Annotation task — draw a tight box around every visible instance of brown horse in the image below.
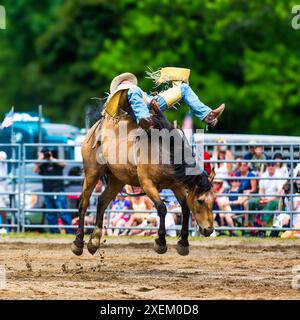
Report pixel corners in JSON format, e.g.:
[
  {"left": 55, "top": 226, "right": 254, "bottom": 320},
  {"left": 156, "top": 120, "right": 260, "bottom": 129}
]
[{"left": 71, "top": 103, "right": 215, "bottom": 256}]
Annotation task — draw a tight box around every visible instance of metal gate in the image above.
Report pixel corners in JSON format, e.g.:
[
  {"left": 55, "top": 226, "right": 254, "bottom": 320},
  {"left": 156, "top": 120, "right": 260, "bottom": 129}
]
[{"left": 0, "top": 142, "right": 300, "bottom": 235}]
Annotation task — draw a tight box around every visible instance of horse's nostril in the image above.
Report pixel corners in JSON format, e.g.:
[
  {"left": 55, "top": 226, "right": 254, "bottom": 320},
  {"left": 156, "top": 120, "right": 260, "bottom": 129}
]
[{"left": 199, "top": 226, "right": 213, "bottom": 237}]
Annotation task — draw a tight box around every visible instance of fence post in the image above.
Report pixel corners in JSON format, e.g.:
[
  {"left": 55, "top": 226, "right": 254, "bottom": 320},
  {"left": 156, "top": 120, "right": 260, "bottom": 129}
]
[
  {"left": 17, "top": 145, "right": 21, "bottom": 232},
  {"left": 11, "top": 145, "right": 17, "bottom": 232},
  {"left": 21, "top": 144, "right": 26, "bottom": 232},
  {"left": 290, "top": 144, "right": 294, "bottom": 230}
]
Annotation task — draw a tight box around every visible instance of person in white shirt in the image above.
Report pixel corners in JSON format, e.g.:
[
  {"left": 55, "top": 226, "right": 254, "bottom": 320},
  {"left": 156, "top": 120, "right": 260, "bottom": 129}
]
[
  {"left": 273, "top": 153, "right": 289, "bottom": 188},
  {"left": 248, "top": 163, "right": 282, "bottom": 230},
  {"left": 273, "top": 175, "right": 300, "bottom": 238},
  {"left": 294, "top": 164, "right": 300, "bottom": 177}
]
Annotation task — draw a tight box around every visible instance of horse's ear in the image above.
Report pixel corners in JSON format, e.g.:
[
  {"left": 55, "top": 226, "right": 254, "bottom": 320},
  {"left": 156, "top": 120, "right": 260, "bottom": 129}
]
[{"left": 209, "top": 168, "right": 216, "bottom": 183}]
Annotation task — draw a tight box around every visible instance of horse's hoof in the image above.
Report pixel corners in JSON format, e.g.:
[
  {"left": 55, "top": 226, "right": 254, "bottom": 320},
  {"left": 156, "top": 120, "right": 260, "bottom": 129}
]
[
  {"left": 176, "top": 242, "right": 189, "bottom": 256},
  {"left": 154, "top": 239, "right": 167, "bottom": 254},
  {"left": 71, "top": 241, "right": 83, "bottom": 256},
  {"left": 87, "top": 241, "right": 98, "bottom": 255}
]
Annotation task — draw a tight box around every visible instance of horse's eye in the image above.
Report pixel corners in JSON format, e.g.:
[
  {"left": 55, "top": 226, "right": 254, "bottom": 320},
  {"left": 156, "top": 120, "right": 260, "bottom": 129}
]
[{"left": 197, "top": 199, "right": 205, "bottom": 205}]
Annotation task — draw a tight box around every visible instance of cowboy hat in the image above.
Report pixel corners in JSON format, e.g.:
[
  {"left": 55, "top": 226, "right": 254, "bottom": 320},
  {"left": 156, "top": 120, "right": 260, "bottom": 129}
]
[{"left": 110, "top": 72, "right": 138, "bottom": 95}]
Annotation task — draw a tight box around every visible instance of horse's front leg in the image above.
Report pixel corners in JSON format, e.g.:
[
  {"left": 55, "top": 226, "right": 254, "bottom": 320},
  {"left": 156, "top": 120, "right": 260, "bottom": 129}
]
[
  {"left": 153, "top": 200, "right": 168, "bottom": 254},
  {"left": 177, "top": 199, "right": 190, "bottom": 256},
  {"left": 173, "top": 188, "right": 190, "bottom": 256},
  {"left": 140, "top": 178, "right": 168, "bottom": 254}
]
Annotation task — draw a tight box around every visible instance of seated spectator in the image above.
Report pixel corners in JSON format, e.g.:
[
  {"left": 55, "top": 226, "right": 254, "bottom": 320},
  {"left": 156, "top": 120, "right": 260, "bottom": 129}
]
[
  {"left": 272, "top": 176, "right": 300, "bottom": 238},
  {"left": 236, "top": 161, "right": 257, "bottom": 227},
  {"left": 160, "top": 189, "right": 179, "bottom": 210},
  {"left": 250, "top": 146, "right": 267, "bottom": 176},
  {"left": 293, "top": 153, "right": 300, "bottom": 177},
  {"left": 273, "top": 153, "right": 289, "bottom": 189},
  {"left": 244, "top": 141, "right": 256, "bottom": 160},
  {"left": 204, "top": 150, "right": 212, "bottom": 175},
  {"left": 237, "top": 162, "right": 257, "bottom": 193},
  {"left": 212, "top": 138, "right": 234, "bottom": 191},
  {"left": 123, "top": 195, "right": 153, "bottom": 235},
  {"left": 228, "top": 173, "right": 246, "bottom": 212},
  {"left": 142, "top": 211, "right": 177, "bottom": 237},
  {"left": 292, "top": 151, "right": 300, "bottom": 177},
  {"left": 107, "top": 195, "right": 131, "bottom": 236},
  {"left": 212, "top": 177, "right": 236, "bottom": 236},
  {"left": 248, "top": 162, "right": 282, "bottom": 235},
  {"left": 234, "top": 155, "right": 244, "bottom": 173}
]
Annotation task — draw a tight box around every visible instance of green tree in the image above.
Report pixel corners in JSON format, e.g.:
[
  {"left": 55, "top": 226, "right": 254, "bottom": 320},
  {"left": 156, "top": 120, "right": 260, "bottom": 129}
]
[{"left": 1, "top": 0, "right": 300, "bottom": 135}]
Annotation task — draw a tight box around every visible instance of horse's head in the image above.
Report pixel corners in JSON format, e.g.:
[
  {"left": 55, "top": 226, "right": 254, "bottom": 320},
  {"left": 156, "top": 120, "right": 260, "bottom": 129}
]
[{"left": 186, "top": 170, "right": 216, "bottom": 237}]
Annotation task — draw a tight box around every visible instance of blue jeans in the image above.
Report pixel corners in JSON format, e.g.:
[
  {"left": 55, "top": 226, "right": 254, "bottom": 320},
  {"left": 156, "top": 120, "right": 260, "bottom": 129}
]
[
  {"left": 127, "top": 83, "right": 212, "bottom": 123},
  {"left": 44, "top": 195, "right": 74, "bottom": 234}
]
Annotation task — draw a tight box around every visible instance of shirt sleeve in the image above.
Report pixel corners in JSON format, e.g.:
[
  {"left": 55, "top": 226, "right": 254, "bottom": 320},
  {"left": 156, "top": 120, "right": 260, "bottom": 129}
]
[
  {"left": 124, "top": 200, "right": 131, "bottom": 209},
  {"left": 128, "top": 87, "right": 148, "bottom": 108},
  {"left": 127, "top": 86, "right": 151, "bottom": 120}
]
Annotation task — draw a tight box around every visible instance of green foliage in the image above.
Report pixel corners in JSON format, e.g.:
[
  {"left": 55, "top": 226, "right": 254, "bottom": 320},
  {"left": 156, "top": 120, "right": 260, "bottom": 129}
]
[{"left": 0, "top": 0, "right": 300, "bottom": 134}]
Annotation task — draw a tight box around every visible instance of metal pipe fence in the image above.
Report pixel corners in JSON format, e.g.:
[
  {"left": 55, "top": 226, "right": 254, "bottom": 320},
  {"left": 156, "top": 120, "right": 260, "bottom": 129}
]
[
  {"left": 0, "top": 142, "right": 300, "bottom": 235},
  {"left": 0, "top": 143, "right": 21, "bottom": 231}
]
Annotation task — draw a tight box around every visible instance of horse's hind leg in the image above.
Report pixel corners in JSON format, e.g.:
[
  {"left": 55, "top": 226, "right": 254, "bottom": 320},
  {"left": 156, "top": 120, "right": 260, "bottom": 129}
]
[
  {"left": 87, "top": 176, "right": 124, "bottom": 255},
  {"left": 71, "top": 169, "right": 102, "bottom": 256}
]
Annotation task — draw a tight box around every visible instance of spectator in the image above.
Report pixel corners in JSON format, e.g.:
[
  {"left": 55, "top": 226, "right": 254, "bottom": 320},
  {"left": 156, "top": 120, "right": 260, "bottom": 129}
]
[
  {"left": 237, "top": 161, "right": 257, "bottom": 228},
  {"left": 0, "top": 151, "right": 8, "bottom": 234},
  {"left": 123, "top": 195, "right": 153, "bottom": 235},
  {"left": 237, "top": 162, "right": 257, "bottom": 194},
  {"left": 143, "top": 211, "right": 177, "bottom": 237},
  {"left": 248, "top": 162, "right": 282, "bottom": 235},
  {"left": 228, "top": 173, "right": 246, "bottom": 229},
  {"left": 272, "top": 176, "right": 300, "bottom": 238},
  {"left": 108, "top": 195, "right": 131, "bottom": 236},
  {"left": 160, "top": 189, "right": 178, "bottom": 208},
  {"left": 233, "top": 155, "right": 244, "bottom": 173},
  {"left": 293, "top": 153, "right": 300, "bottom": 177},
  {"left": 34, "top": 148, "right": 73, "bottom": 234},
  {"left": 212, "top": 138, "right": 234, "bottom": 191},
  {"left": 273, "top": 153, "right": 289, "bottom": 188},
  {"left": 251, "top": 146, "right": 267, "bottom": 176},
  {"left": 244, "top": 140, "right": 256, "bottom": 160},
  {"left": 204, "top": 150, "right": 212, "bottom": 175},
  {"left": 212, "top": 177, "right": 236, "bottom": 236},
  {"left": 291, "top": 152, "right": 300, "bottom": 177}
]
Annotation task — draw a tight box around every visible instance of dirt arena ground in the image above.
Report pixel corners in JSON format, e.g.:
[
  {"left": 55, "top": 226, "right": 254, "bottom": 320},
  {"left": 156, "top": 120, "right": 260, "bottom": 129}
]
[{"left": 0, "top": 235, "right": 300, "bottom": 300}]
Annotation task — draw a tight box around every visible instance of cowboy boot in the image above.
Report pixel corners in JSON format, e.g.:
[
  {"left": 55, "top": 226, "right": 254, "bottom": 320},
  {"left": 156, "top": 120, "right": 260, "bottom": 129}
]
[{"left": 204, "top": 104, "right": 225, "bottom": 127}]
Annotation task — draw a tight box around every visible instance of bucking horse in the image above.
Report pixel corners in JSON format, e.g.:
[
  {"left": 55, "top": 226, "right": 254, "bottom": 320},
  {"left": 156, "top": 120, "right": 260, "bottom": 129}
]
[{"left": 71, "top": 102, "right": 216, "bottom": 256}]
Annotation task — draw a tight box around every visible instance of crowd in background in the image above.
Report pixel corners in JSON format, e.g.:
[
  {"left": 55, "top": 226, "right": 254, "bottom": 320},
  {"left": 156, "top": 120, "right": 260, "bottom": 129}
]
[
  {"left": 209, "top": 139, "right": 300, "bottom": 238},
  {"left": 73, "top": 139, "right": 300, "bottom": 238},
  {"left": 1, "top": 139, "right": 300, "bottom": 238}
]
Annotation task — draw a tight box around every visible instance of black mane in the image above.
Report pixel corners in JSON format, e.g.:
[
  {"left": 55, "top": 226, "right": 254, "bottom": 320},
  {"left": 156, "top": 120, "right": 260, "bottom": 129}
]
[{"left": 150, "top": 103, "right": 212, "bottom": 194}]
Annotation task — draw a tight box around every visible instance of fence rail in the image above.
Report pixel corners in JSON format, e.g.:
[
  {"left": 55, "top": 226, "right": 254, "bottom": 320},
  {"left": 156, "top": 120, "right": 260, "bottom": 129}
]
[{"left": 0, "top": 141, "right": 300, "bottom": 236}]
